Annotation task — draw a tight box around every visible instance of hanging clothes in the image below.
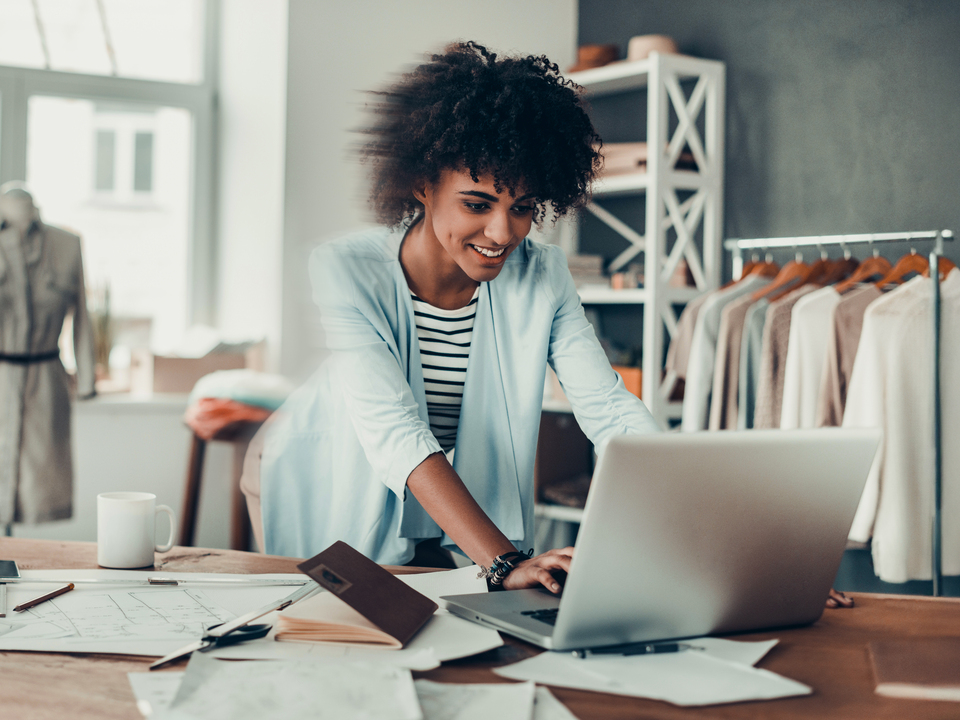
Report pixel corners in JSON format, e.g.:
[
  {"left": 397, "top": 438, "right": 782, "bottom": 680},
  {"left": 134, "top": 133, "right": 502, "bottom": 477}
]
[
  {"left": 779, "top": 286, "right": 841, "bottom": 429},
  {"left": 0, "top": 221, "right": 95, "bottom": 525},
  {"left": 680, "top": 274, "right": 771, "bottom": 432},
  {"left": 664, "top": 292, "right": 710, "bottom": 392},
  {"left": 708, "top": 292, "right": 760, "bottom": 430},
  {"left": 844, "top": 270, "right": 960, "bottom": 583},
  {"left": 737, "top": 298, "right": 770, "bottom": 429},
  {"left": 753, "top": 285, "right": 818, "bottom": 429},
  {"left": 815, "top": 284, "right": 882, "bottom": 427}
]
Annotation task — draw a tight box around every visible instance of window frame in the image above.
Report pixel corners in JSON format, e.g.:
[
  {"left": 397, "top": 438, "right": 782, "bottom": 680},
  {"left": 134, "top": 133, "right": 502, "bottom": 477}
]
[{"left": 0, "top": 0, "right": 220, "bottom": 326}]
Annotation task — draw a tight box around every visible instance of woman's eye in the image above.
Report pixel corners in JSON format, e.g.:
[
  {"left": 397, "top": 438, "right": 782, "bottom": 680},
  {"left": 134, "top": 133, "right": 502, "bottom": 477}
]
[
  {"left": 512, "top": 205, "right": 534, "bottom": 215},
  {"left": 464, "top": 202, "right": 489, "bottom": 212}
]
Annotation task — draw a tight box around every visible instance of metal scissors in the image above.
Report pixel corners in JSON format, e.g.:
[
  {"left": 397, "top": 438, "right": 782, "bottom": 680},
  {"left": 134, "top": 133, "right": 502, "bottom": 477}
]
[{"left": 150, "top": 581, "right": 318, "bottom": 670}]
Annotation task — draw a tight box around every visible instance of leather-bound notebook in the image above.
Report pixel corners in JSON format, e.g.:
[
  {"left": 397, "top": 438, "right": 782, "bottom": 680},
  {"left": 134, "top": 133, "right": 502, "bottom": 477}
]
[
  {"left": 869, "top": 639, "right": 960, "bottom": 701},
  {"left": 275, "top": 541, "right": 438, "bottom": 649}
]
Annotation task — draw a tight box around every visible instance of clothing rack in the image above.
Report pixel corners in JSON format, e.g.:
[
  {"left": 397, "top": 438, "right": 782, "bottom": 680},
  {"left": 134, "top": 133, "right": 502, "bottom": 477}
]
[{"left": 724, "top": 229, "right": 954, "bottom": 596}]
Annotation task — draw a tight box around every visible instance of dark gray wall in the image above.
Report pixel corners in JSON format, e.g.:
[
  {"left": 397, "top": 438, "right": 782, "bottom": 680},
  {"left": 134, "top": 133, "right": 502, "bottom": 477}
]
[{"left": 579, "top": 0, "right": 960, "bottom": 272}]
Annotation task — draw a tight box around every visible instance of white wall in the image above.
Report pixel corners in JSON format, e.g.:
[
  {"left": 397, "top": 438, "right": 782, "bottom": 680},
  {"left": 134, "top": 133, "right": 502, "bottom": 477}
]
[
  {"left": 12, "top": 397, "right": 234, "bottom": 551},
  {"left": 279, "top": 0, "right": 578, "bottom": 378},
  {"left": 216, "top": 0, "right": 289, "bottom": 372}
]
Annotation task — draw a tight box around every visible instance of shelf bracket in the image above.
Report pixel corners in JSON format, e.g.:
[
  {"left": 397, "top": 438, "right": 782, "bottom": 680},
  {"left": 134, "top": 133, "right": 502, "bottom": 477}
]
[
  {"left": 585, "top": 201, "right": 646, "bottom": 271},
  {"left": 665, "top": 72, "right": 709, "bottom": 172}
]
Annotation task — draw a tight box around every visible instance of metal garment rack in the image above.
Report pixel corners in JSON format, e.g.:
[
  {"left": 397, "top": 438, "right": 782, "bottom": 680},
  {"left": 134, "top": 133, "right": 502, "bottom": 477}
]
[{"left": 724, "top": 229, "right": 955, "bottom": 596}]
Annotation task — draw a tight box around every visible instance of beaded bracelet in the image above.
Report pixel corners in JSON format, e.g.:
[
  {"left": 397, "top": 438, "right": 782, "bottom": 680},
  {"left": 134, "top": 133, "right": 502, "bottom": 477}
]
[{"left": 477, "top": 549, "right": 533, "bottom": 588}]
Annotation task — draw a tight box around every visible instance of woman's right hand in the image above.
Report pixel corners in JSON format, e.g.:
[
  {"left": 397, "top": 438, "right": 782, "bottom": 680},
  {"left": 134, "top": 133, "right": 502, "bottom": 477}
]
[{"left": 499, "top": 547, "right": 575, "bottom": 594}]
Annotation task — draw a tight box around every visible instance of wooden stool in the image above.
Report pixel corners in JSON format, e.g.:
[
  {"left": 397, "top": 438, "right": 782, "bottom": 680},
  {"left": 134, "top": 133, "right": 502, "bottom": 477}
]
[{"left": 180, "top": 420, "right": 264, "bottom": 551}]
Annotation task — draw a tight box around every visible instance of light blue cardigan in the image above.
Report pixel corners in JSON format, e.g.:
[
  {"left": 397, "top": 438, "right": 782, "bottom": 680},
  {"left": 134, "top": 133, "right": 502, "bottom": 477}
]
[{"left": 260, "top": 225, "right": 660, "bottom": 564}]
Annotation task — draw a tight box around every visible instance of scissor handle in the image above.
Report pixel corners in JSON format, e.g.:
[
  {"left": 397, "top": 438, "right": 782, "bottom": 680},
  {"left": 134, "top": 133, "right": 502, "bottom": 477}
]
[{"left": 208, "top": 623, "right": 271, "bottom": 648}]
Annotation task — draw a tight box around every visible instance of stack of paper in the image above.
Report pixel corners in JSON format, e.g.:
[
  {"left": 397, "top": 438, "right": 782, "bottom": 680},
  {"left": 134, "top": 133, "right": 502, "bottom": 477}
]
[
  {"left": 131, "top": 664, "right": 578, "bottom": 720},
  {"left": 494, "top": 638, "right": 811, "bottom": 707}
]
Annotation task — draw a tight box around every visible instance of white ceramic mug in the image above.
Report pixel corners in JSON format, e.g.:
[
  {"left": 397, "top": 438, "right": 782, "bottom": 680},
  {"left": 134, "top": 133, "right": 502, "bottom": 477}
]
[{"left": 97, "top": 492, "right": 177, "bottom": 569}]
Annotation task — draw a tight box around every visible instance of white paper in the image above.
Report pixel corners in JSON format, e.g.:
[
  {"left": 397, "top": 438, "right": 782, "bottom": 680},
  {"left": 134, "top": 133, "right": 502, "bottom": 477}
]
[
  {"left": 494, "top": 639, "right": 811, "bottom": 707},
  {"left": 0, "top": 569, "right": 304, "bottom": 656},
  {"left": 399, "top": 566, "right": 487, "bottom": 608},
  {"left": 131, "top": 671, "right": 579, "bottom": 720},
  {"left": 128, "top": 672, "right": 184, "bottom": 718},
  {"left": 415, "top": 680, "right": 534, "bottom": 720},
  {"left": 682, "top": 637, "right": 779, "bottom": 666},
  {"left": 156, "top": 655, "right": 422, "bottom": 720},
  {"left": 533, "top": 687, "right": 580, "bottom": 720}
]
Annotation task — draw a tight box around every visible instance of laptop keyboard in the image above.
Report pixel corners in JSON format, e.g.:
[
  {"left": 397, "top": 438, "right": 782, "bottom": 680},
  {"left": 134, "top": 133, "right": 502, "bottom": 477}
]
[{"left": 521, "top": 608, "right": 559, "bottom": 625}]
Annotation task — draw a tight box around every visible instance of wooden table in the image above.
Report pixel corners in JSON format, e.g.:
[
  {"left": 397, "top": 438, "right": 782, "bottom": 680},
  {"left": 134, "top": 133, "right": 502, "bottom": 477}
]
[{"left": 2, "top": 538, "right": 959, "bottom": 720}]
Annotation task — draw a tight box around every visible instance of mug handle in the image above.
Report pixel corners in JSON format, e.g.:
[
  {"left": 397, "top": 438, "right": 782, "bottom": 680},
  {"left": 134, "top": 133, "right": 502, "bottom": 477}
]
[{"left": 155, "top": 505, "right": 177, "bottom": 553}]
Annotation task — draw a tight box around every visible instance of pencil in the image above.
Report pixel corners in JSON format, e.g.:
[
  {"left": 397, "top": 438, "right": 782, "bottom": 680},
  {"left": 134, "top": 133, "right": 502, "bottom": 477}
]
[{"left": 14, "top": 583, "right": 75, "bottom": 612}]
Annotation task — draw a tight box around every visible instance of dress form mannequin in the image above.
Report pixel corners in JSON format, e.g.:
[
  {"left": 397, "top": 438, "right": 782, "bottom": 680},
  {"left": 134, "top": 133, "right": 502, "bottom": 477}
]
[{"left": 0, "top": 182, "right": 95, "bottom": 535}]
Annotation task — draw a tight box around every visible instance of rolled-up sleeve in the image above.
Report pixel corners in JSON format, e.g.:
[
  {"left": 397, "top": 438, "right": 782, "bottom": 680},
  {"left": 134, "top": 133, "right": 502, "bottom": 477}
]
[
  {"left": 310, "top": 245, "right": 441, "bottom": 500},
  {"left": 542, "top": 245, "right": 661, "bottom": 449}
]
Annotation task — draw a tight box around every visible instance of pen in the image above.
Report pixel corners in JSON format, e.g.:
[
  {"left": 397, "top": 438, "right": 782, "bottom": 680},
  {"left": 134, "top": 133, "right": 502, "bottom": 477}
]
[
  {"left": 14, "top": 583, "right": 75, "bottom": 612},
  {"left": 573, "top": 642, "right": 700, "bottom": 659},
  {"left": 0, "top": 583, "right": 5, "bottom": 618}
]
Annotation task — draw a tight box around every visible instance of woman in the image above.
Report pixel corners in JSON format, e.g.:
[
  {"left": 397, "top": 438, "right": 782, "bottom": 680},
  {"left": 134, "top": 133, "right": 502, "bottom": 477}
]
[
  {"left": 256, "top": 41, "right": 854, "bottom": 607},
  {"left": 253, "top": 41, "right": 656, "bottom": 592}
]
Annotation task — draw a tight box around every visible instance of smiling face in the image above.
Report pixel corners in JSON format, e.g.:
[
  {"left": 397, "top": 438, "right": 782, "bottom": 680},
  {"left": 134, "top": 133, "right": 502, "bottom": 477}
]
[{"left": 414, "top": 168, "right": 536, "bottom": 285}]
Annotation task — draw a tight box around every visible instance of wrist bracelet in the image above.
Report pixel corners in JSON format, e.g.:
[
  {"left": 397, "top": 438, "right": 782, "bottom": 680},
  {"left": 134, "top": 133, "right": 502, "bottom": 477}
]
[{"left": 477, "top": 549, "right": 533, "bottom": 588}]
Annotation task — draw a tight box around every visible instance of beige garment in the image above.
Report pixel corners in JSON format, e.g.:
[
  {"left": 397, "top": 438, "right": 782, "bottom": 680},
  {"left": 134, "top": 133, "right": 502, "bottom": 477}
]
[
  {"left": 815, "top": 284, "right": 882, "bottom": 427},
  {"left": 664, "top": 292, "right": 710, "bottom": 381},
  {"left": 708, "top": 293, "right": 756, "bottom": 430},
  {"left": 753, "top": 285, "right": 817, "bottom": 429},
  {"left": 844, "top": 271, "right": 960, "bottom": 581},
  {"left": 0, "top": 222, "right": 95, "bottom": 525}
]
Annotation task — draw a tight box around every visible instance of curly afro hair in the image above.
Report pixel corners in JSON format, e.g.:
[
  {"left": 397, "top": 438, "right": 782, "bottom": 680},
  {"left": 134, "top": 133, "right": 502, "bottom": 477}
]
[{"left": 361, "top": 41, "right": 601, "bottom": 227}]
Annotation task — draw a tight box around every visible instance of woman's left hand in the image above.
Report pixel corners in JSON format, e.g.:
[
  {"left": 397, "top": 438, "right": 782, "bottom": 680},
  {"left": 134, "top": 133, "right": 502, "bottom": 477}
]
[
  {"left": 500, "top": 547, "right": 575, "bottom": 594},
  {"left": 826, "top": 588, "right": 853, "bottom": 608}
]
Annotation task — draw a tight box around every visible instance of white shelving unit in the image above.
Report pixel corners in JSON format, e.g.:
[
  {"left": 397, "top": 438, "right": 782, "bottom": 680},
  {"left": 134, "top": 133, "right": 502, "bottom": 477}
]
[
  {"left": 535, "top": 53, "right": 726, "bottom": 542},
  {"left": 557, "top": 52, "right": 726, "bottom": 428}
]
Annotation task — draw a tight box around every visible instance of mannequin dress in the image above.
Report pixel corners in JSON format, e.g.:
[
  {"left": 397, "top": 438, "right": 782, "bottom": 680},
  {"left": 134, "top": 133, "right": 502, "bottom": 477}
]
[{"left": 0, "top": 211, "right": 95, "bottom": 526}]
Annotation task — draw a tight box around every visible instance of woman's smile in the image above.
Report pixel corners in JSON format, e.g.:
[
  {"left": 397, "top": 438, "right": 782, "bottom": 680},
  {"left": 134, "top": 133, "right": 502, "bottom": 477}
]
[{"left": 405, "top": 168, "right": 535, "bottom": 298}]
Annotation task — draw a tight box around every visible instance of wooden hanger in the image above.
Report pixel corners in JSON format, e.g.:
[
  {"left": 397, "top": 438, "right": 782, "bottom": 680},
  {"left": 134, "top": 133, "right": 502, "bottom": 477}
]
[
  {"left": 876, "top": 250, "right": 928, "bottom": 290},
  {"left": 818, "top": 256, "right": 859, "bottom": 286},
  {"left": 924, "top": 256, "right": 957, "bottom": 280},
  {"left": 749, "top": 259, "right": 781, "bottom": 278},
  {"left": 834, "top": 254, "right": 892, "bottom": 294},
  {"left": 750, "top": 255, "right": 810, "bottom": 302}
]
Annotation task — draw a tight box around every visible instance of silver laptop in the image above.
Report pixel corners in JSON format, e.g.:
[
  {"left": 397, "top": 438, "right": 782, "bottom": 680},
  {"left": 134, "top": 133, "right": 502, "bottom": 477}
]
[{"left": 443, "top": 428, "right": 881, "bottom": 652}]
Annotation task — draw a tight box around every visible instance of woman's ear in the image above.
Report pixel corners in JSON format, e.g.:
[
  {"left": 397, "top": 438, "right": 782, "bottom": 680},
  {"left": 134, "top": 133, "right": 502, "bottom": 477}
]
[{"left": 412, "top": 183, "right": 428, "bottom": 205}]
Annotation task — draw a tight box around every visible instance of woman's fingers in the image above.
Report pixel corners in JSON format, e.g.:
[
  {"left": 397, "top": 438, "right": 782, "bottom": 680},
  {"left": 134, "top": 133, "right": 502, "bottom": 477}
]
[{"left": 534, "top": 567, "right": 562, "bottom": 593}]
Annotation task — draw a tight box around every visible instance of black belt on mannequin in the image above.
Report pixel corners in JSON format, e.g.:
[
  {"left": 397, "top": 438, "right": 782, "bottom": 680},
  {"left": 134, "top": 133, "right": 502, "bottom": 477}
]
[{"left": 0, "top": 350, "right": 61, "bottom": 364}]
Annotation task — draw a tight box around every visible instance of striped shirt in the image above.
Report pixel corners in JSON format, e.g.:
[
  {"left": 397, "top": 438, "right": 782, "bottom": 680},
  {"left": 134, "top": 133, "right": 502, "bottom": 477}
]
[{"left": 412, "top": 287, "right": 479, "bottom": 453}]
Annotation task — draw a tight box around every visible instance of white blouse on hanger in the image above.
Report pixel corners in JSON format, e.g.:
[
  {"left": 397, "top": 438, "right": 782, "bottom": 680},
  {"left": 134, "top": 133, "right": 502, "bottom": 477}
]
[
  {"left": 844, "top": 269, "right": 960, "bottom": 583},
  {"left": 779, "top": 286, "right": 841, "bottom": 430}
]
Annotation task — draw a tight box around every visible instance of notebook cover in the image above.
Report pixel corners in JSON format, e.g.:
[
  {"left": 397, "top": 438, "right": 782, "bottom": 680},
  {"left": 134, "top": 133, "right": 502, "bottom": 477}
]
[
  {"left": 298, "top": 541, "right": 438, "bottom": 647},
  {"left": 869, "top": 640, "right": 960, "bottom": 700}
]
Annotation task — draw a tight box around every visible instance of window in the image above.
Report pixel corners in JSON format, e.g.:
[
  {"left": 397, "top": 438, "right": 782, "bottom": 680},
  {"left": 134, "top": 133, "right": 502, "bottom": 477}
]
[
  {"left": 0, "top": 0, "right": 205, "bottom": 84},
  {"left": 28, "top": 96, "right": 193, "bottom": 351},
  {"left": 95, "top": 130, "right": 115, "bottom": 191},
  {"left": 133, "top": 132, "right": 153, "bottom": 193},
  {"left": 0, "top": 0, "right": 216, "bottom": 364}
]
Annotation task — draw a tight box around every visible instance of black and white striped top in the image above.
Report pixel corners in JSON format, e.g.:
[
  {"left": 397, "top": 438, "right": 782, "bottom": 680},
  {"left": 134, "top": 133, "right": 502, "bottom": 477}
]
[{"left": 412, "top": 288, "right": 479, "bottom": 453}]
